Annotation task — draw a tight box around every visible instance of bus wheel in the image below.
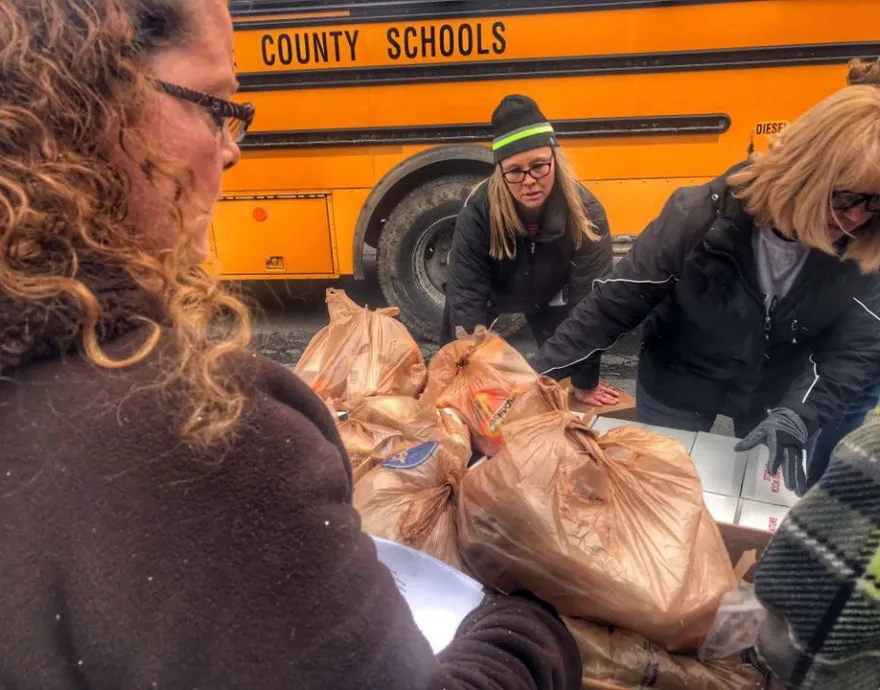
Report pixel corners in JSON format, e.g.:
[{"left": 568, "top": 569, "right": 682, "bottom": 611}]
[{"left": 377, "top": 175, "right": 526, "bottom": 342}]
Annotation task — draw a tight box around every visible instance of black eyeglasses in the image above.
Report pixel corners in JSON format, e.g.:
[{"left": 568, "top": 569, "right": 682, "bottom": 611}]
[
  {"left": 501, "top": 159, "right": 554, "bottom": 184},
  {"left": 156, "top": 80, "right": 255, "bottom": 144},
  {"left": 831, "top": 190, "right": 880, "bottom": 213}
]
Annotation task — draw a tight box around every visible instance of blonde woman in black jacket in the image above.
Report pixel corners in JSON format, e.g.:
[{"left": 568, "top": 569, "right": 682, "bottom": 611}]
[
  {"left": 534, "top": 85, "right": 880, "bottom": 494},
  {"left": 443, "top": 94, "right": 618, "bottom": 406}
]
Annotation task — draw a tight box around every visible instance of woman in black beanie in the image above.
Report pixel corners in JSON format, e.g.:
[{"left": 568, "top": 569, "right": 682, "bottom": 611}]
[{"left": 442, "top": 94, "right": 618, "bottom": 406}]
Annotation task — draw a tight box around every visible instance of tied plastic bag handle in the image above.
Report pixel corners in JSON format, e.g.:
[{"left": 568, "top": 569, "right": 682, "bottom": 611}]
[
  {"left": 399, "top": 482, "right": 454, "bottom": 549},
  {"left": 532, "top": 376, "right": 570, "bottom": 413},
  {"left": 398, "top": 462, "right": 466, "bottom": 550},
  {"left": 326, "top": 287, "right": 400, "bottom": 320},
  {"left": 558, "top": 422, "right": 610, "bottom": 505}
]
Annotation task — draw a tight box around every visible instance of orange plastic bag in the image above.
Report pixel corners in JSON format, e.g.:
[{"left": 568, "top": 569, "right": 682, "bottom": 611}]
[
  {"left": 503, "top": 375, "right": 574, "bottom": 425},
  {"left": 352, "top": 404, "right": 471, "bottom": 569},
  {"left": 335, "top": 396, "right": 451, "bottom": 482},
  {"left": 336, "top": 414, "right": 403, "bottom": 483},
  {"left": 422, "top": 327, "right": 539, "bottom": 456},
  {"left": 295, "top": 289, "right": 427, "bottom": 404},
  {"left": 565, "top": 618, "right": 765, "bottom": 690},
  {"left": 457, "top": 409, "right": 737, "bottom": 651}
]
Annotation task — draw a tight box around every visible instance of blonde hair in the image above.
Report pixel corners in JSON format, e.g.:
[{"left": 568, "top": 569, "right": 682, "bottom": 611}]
[
  {"left": 727, "top": 85, "right": 880, "bottom": 273},
  {"left": 479, "top": 146, "right": 598, "bottom": 260}
]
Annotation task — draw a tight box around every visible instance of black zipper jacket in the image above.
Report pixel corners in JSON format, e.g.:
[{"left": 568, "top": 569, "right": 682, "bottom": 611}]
[
  {"left": 444, "top": 181, "right": 612, "bottom": 332},
  {"left": 532, "top": 165, "right": 880, "bottom": 433}
]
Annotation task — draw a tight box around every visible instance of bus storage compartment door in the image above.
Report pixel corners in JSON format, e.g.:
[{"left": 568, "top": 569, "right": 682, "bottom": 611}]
[{"left": 210, "top": 195, "right": 336, "bottom": 278}]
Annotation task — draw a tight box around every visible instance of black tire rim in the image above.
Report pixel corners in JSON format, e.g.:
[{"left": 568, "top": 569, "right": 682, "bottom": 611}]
[{"left": 412, "top": 214, "right": 456, "bottom": 310}]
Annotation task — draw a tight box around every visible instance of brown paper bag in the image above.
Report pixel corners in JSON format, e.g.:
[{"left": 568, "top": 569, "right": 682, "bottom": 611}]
[
  {"left": 457, "top": 408, "right": 737, "bottom": 651},
  {"left": 566, "top": 618, "right": 765, "bottom": 690},
  {"left": 353, "top": 405, "right": 471, "bottom": 569},
  {"left": 421, "top": 327, "right": 538, "bottom": 456},
  {"left": 295, "top": 289, "right": 427, "bottom": 404}
]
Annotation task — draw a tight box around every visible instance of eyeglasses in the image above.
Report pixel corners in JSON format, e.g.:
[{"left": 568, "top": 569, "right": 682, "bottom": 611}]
[
  {"left": 831, "top": 190, "right": 880, "bottom": 213},
  {"left": 156, "top": 80, "right": 255, "bottom": 144},
  {"left": 501, "top": 159, "right": 554, "bottom": 184}
]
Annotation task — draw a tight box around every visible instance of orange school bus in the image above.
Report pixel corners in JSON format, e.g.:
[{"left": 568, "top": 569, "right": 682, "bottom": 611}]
[{"left": 218, "top": 0, "right": 880, "bottom": 339}]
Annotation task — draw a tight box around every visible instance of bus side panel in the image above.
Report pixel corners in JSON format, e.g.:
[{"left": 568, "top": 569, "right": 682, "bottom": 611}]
[
  {"left": 586, "top": 177, "right": 711, "bottom": 237},
  {"left": 210, "top": 196, "right": 337, "bottom": 278},
  {"left": 329, "top": 188, "right": 372, "bottom": 276}
]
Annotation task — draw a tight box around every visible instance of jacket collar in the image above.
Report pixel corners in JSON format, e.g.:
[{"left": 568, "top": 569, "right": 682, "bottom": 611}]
[
  {"left": 0, "top": 249, "right": 163, "bottom": 377},
  {"left": 707, "top": 166, "right": 865, "bottom": 291}
]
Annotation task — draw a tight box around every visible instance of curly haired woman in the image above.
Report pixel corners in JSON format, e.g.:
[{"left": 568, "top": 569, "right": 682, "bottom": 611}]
[{"left": 0, "top": 1, "right": 580, "bottom": 688}]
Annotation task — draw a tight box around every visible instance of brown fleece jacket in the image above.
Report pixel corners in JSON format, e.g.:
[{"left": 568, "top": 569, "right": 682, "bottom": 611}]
[{"left": 0, "top": 260, "right": 580, "bottom": 690}]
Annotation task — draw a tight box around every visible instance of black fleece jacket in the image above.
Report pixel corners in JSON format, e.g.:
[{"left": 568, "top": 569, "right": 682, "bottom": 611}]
[
  {"left": 445, "top": 182, "right": 611, "bottom": 323},
  {"left": 0, "top": 260, "right": 582, "bottom": 690},
  {"left": 533, "top": 165, "right": 880, "bottom": 430}
]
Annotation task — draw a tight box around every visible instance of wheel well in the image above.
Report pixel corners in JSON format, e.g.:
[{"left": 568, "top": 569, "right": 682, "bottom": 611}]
[{"left": 353, "top": 145, "right": 493, "bottom": 279}]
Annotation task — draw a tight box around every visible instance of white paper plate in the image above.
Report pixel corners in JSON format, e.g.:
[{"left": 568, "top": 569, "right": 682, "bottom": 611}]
[{"left": 372, "top": 537, "right": 487, "bottom": 653}]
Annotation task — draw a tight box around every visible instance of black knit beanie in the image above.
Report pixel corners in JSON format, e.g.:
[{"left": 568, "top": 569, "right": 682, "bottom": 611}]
[{"left": 491, "top": 95, "right": 557, "bottom": 164}]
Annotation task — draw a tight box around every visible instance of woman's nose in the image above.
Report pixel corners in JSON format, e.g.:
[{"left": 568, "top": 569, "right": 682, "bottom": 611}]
[
  {"left": 223, "top": 140, "right": 241, "bottom": 170},
  {"left": 843, "top": 205, "right": 871, "bottom": 226}
]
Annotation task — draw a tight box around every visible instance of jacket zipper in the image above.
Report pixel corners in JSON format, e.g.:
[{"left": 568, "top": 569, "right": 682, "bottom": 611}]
[
  {"left": 529, "top": 240, "right": 537, "bottom": 304},
  {"left": 765, "top": 296, "right": 777, "bottom": 335}
]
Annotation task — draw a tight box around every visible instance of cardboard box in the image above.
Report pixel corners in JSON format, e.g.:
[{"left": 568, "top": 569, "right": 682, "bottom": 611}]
[
  {"left": 741, "top": 447, "right": 801, "bottom": 507},
  {"left": 703, "top": 492, "right": 739, "bottom": 524},
  {"left": 587, "top": 419, "right": 698, "bottom": 454},
  {"left": 563, "top": 378, "right": 638, "bottom": 421},
  {"left": 715, "top": 521, "right": 774, "bottom": 581},
  {"left": 737, "top": 499, "right": 790, "bottom": 533},
  {"left": 690, "top": 432, "right": 749, "bottom": 498},
  {"left": 642, "top": 424, "right": 698, "bottom": 454},
  {"left": 590, "top": 416, "right": 638, "bottom": 434}
]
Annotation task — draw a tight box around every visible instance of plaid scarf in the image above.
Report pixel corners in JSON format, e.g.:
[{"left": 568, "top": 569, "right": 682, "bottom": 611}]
[{"left": 754, "top": 417, "right": 880, "bottom": 688}]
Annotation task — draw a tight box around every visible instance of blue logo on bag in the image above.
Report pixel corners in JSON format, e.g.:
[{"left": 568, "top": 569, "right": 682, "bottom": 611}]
[{"left": 381, "top": 442, "right": 440, "bottom": 470}]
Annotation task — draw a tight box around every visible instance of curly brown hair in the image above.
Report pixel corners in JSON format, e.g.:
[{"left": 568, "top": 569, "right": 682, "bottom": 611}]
[
  {"left": 848, "top": 57, "right": 880, "bottom": 86},
  {"left": 0, "top": 0, "right": 251, "bottom": 446}
]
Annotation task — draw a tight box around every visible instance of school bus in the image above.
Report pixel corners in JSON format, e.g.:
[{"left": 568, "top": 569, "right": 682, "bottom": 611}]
[{"left": 217, "top": 0, "right": 880, "bottom": 339}]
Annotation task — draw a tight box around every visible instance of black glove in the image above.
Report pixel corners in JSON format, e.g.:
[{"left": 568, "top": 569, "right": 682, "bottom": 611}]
[{"left": 735, "top": 408, "right": 809, "bottom": 496}]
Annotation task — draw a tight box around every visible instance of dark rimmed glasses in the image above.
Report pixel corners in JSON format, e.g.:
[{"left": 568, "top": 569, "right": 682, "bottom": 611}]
[
  {"left": 156, "top": 80, "right": 255, "bottom": 144},
  {"left": 831, "top": 190, "right": 880, "bottom": 213},
  {"left": 501, "top": 158, "right": 554, "bottom": 184}
]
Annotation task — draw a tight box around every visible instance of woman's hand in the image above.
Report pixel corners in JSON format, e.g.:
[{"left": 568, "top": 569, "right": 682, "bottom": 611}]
[{"left": 572, "top": 383, "right": 621, "bottom": 407}]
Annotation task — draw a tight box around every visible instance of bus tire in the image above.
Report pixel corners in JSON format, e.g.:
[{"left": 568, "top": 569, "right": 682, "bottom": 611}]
[{"left": 377, "top": 175, "right": 526, "bottom": 343}]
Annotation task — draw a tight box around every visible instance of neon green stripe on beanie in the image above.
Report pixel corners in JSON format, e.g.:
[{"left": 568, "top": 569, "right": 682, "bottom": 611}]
[{"left": 492, "top": 123, "right": 555, "bottom": 151}]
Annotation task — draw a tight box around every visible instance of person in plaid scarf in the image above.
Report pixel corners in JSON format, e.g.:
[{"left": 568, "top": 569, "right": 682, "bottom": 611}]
[{"left": 754, "top": 414, "right": 880, "bottom": 688}]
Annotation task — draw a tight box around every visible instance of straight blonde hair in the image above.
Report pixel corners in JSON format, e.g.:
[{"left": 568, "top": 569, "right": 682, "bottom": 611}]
[
  {"left": 727, "top": 85, "right": 880, "bottom": 273},
  {"left": 476, "top": 146, "right": 598, "bottom": 260}
]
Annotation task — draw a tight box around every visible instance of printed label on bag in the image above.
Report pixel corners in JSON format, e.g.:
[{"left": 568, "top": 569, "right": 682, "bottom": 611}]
[
  {"left": 474, "top": 392, "right": 517, "bottom": 440},
  {"left": 381, "top": 442, "right": 440, "bottom": 470}
]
